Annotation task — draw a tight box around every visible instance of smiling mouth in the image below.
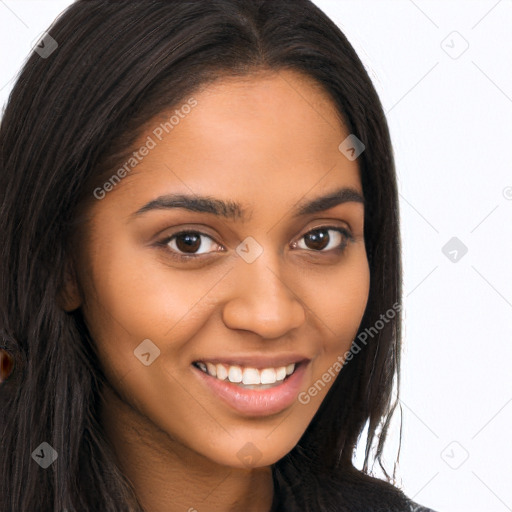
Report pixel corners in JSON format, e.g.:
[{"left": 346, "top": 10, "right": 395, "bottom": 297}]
[{"left": 192, "top": 361, "right": 298, "bottom": 390}]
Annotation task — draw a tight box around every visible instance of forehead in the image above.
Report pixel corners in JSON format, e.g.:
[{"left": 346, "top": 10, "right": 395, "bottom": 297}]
[
  {"left": 96, "top": 70, "right": 363, "bottom": 218},
  {"left": 159, "top": 69, "right": 349, "bottom": 158}
]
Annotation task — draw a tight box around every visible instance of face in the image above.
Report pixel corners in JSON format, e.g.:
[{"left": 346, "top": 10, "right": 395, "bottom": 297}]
[{"left": 69, "top": 70, "right": 370, "bottom": 469}]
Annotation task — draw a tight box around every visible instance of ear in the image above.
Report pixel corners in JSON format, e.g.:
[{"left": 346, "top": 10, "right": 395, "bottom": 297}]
[
  {"left": 0, "top": 349, "right": 14, "bottom": 383},
  {"left": 57, "top": 259, "right": 82, "bottom": 312}
]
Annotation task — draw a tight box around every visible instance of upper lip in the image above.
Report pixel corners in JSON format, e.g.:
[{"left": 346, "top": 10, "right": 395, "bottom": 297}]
[{"left": 193, "top": 354, "right": 311, "bottom": 370}]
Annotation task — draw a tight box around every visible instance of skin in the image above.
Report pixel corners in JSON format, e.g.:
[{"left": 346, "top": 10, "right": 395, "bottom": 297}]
[{"left": 63, "top": 69, "right": 370, "bottom": 512}]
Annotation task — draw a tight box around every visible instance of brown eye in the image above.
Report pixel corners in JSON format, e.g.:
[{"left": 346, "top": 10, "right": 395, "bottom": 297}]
[
  {"left": 159, "top": 225, "right": 352, "bottom": 262},
  {"left": 174, "top": 233, "right": 201, "bottom": 253},
  {"left": 165, "top": 231, "right": 221, "bottom": 257},
  {"left": 296, "top": 227, "right": 351, "bottom": 252}
]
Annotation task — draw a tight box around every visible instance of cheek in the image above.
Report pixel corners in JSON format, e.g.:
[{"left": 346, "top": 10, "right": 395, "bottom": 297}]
[
  {"left": 310, "top": 246, "right": 370, "bottom": 348},
  {"left": 304, "top": 246, "right": 370, "bottom": 390},
  {"left": 86, "top": 229, "right": 225, "bottom": 322},
  {"left": 78, "top": 237, "right": 224, "bottom": 382}
]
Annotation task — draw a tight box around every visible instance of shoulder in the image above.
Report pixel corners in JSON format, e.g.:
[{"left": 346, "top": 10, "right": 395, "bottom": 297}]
[
  {"left": 272, "top": 464, "right": 440, "bottom": 511},
  {"left": 326, "top": 469, "right": 440, "bottom": 512}
]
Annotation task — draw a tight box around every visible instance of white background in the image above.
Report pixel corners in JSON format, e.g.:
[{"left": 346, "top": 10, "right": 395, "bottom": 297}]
[{"left": 1, "top": 1, "right": 511, "bottom": 511}]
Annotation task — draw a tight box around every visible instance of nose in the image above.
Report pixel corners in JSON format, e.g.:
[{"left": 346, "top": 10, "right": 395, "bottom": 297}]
[{"left": 221, "top": 257, "right": 306, "bottom": 339}]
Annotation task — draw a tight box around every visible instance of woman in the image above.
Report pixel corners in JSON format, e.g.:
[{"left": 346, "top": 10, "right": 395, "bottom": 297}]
[{"left": 0, "top": 1, "right": 437, "bottom": 511}]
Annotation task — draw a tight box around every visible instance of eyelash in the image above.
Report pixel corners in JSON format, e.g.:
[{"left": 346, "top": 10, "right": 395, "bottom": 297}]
[{"left": 157, "top": 225, "right": 354, "bottom": 262}]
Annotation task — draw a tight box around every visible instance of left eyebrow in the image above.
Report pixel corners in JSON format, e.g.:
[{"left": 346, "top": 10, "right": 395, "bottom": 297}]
[
  {"left": 295, "top": 186, "right": 364, "bottom": 215},
  {"left": 131, "top": 186, "right": 364, "bottom": 221}
]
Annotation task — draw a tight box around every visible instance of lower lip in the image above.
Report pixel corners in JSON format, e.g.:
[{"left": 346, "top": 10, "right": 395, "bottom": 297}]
[{"left": 192, "top": 362, "right": 309, "bottom": 416}]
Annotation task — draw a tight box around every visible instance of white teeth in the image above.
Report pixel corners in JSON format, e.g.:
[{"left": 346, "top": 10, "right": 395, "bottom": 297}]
[
  {"left": 206, "top": 362, "right": 217, "bottom": 377},
  {"left": 228, "top": 365, "right": 243, "bottom": 383},
  {"left": 195, "top": 361, "right": 298, "bottom": 386},
  {"left": 260, "top": 368, "right": 277, "bottom": 384},
  {"left": 242, "top": 368, "right": 260, "bottom": 385},
  {"left": 276, "top": 366, "right": 287, "bottom": 381},
  {"left": 216, "top": 363, "right": 228, "bottom": 381}
]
